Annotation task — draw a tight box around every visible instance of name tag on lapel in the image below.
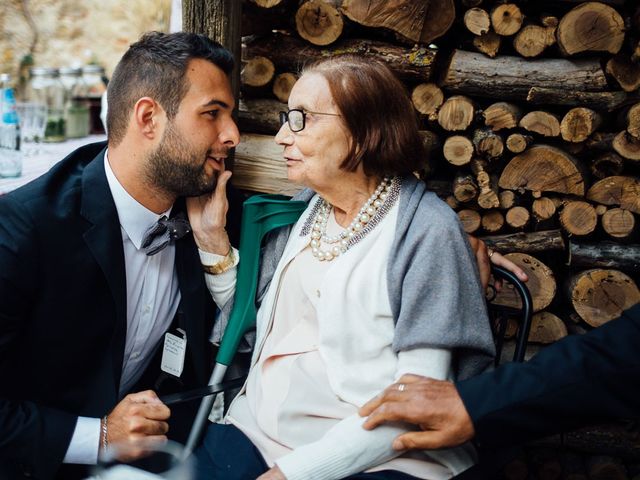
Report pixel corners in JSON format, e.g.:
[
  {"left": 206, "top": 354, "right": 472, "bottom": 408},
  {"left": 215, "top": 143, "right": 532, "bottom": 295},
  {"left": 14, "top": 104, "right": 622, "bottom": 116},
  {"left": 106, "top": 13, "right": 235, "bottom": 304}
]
[{"left": 161, "top": 329, "right": 186, "bottom": 377}]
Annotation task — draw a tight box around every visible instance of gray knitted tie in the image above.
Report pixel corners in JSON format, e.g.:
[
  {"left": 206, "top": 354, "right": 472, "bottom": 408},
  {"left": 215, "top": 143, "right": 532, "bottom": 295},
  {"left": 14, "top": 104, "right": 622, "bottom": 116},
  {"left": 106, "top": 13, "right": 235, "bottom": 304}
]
[{"left": 141, "top": 212, "right": 191, "bottom": 256}]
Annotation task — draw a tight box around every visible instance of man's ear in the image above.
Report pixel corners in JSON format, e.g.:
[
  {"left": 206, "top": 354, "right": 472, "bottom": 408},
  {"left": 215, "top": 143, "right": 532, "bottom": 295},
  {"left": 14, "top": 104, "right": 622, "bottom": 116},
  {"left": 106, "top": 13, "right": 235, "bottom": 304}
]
[{"left": 133, "top": 97, "right": 164, "bottom": 139}]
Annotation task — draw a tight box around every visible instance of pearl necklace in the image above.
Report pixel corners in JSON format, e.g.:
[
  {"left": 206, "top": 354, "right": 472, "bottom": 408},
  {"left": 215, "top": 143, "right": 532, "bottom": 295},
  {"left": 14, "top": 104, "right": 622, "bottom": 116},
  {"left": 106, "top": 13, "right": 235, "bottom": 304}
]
[{"left": 309, "top": 177, "right": 391, "bottom": 261}]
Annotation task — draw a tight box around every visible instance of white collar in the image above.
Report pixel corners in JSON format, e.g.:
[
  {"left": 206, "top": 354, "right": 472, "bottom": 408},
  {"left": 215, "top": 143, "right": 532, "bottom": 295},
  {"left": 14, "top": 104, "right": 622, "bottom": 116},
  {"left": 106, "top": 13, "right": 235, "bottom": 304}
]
[{"left": 103, "top": 149, "right": 172, "bottom": 250}]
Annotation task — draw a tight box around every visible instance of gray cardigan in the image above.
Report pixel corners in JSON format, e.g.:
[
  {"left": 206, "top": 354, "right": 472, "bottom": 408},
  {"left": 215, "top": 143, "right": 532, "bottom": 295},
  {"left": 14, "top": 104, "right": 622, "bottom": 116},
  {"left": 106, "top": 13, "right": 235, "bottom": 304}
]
[{"left": 253, "top": 175, "right": 495, "bottom": 380}]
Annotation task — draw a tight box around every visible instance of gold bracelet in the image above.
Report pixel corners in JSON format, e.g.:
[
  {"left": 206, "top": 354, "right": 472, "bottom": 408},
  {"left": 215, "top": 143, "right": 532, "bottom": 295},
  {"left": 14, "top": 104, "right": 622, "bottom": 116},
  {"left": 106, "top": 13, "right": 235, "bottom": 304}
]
[
  {"left": 202, "top": 248, "right": 236, "bottom": 275},
  {"left": 100, "top": 415, "right": 108, "bottom": 453}
]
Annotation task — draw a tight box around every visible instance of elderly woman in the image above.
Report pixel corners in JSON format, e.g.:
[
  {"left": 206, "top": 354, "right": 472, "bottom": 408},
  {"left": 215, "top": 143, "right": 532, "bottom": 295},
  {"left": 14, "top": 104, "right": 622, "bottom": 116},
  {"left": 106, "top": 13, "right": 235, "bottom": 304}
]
[{"left": 192, "top": 55, "right": 497, "bottom": 480}]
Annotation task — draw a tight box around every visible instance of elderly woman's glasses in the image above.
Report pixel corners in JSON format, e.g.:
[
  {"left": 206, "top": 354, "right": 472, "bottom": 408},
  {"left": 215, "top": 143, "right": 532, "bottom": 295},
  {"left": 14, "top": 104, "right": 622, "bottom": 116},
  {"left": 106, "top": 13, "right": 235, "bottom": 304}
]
[{"left": 279, "top": 109, "right": 341, "bottom": 132}]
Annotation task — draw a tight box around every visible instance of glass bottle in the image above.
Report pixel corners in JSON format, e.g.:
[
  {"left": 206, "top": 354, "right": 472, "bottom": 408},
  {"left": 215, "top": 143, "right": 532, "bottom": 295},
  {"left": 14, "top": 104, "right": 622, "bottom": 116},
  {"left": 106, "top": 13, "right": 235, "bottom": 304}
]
[
  {"left": 81, "top": 65, "right": 107, "bottom": 134},
  {"left": 27, "top": 67, "right": 66, "bottom": 142},
  {"left": 59, "top": 67, "right": 89, "bottom": 138},
  {"left": 0, "top": 77, "right": 23, "bottom": 178}
]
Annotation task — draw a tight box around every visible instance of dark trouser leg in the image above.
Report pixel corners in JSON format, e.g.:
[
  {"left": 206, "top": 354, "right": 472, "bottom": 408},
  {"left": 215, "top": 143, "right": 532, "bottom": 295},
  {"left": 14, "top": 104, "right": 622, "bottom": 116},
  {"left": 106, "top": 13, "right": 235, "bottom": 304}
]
[
  {"left": 192, "top": 423, "right": 269, "bottom": 480},
  {"left": 343, "top": 470, "right": 420, "bottom": 479}
]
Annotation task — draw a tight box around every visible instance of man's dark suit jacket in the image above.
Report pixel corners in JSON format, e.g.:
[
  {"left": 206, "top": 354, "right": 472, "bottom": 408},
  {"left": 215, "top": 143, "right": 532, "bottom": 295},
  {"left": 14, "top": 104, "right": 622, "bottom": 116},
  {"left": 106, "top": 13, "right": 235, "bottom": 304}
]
[
  {"left": 458, "top": 303, "right": 640, "bottom": 449},
  {"left": 0, "top": 142, "right": 235, "bottom": 479}
]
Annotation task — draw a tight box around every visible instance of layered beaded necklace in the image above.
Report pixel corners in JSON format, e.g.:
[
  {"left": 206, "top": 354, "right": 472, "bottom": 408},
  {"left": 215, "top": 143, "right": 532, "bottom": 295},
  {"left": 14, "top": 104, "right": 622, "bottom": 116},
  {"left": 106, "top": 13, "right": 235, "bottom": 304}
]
[{"left": 309, "top": 177, "right": 392, "bottom": 261}]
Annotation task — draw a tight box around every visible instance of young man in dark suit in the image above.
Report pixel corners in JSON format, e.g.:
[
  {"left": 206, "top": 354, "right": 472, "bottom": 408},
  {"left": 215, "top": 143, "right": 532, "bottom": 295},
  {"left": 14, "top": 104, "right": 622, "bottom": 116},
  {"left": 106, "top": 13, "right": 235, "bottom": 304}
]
[
  {"left": 0, "top": 31, "right": 240, "bottom": 479},
  {"left": 359, "top": 303, "right": 640, "bottom": 451}
]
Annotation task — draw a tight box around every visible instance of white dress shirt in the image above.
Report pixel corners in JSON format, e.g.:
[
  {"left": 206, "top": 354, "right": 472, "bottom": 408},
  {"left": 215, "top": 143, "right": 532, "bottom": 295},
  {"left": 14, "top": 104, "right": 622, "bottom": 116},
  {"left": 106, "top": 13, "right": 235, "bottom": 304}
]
[{"left": 64, "top": 151, "right": 180, "bottom": 463}]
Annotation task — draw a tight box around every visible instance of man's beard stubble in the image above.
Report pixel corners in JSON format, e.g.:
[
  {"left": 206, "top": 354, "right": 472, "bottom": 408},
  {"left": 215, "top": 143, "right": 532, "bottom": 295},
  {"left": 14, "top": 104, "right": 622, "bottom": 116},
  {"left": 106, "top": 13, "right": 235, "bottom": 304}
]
[{"left": 146, "top": 121, "right": 219, "bottom": 198}]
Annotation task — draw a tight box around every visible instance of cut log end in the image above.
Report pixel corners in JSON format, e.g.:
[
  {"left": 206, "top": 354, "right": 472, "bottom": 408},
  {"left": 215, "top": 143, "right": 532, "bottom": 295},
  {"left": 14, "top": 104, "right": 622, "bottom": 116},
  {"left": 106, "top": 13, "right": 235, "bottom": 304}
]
[
  {"left": 483, "top": 102, "right": 522, "bottom": 131},
  {"left": 241, "top": 56, "right": 275, "bottom": 88},
  {"left": 411, "top": 83, "right": 444, "bottom": 116},
  {"left": 494, "top": 252, "right": 556, "bottom": 313},
  {"left": 443, "top": 135, "right": 474, "bottom": 166},
  {"left": 464, "top": 8, "right": 491, "bottom": 36},
  {"left": 438, "top": 96, "right": 475, "bottom": 132},
  {"left": 557, "top": 2, "right": 625, "bottom": 56},
  {"left": 295, "top": 0, "right": 344, "bottom": 46},
  {"left": 560, "top": 201, "right": 598, "bottom": 236},
  {"left": 568, "top": 269, "right": 640, "bottom": 327},
  {"left": 491, "top": 4, "right": 523, "bottom": 36},
  {"left": 272, "top": 73, "right": 297, "bottom": 103},
  {"left": 601, "top": 208, "right": 635, "bottom": 239}
]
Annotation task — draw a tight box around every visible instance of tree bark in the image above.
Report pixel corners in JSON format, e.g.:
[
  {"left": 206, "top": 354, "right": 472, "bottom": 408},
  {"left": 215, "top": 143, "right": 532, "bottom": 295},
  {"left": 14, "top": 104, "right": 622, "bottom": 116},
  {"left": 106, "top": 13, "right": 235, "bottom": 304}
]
[
  {"left": 238, "top": 98, "right": 285, "bottom": 135},
  {"left": 526, "top": 87, "right": 632, "bottom": 112},
  {"left": 245, "top": 32, "right": 438, "bottom": 82},
  {"left": 442, "top": 50, "right": 607, "bottom": 100},
  {"left": 183, "top": 0, "right": 241, "bottom": 96},
  {"left": 568, "top": 241, "right": 640, "bottom": 271},
  {"left": 481, "top": 230, "right": 565, "bottom": 253}
]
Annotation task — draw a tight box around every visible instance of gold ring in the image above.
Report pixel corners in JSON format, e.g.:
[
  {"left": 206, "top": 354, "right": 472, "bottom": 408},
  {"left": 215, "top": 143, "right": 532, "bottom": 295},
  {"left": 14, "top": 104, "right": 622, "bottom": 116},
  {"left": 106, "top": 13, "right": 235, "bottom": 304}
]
[
  {"left": 488, "top": 249, "right": 495, "bottom": 258},
  {"left": 397, "top": 383, "right": 406, "bottom": 392}
]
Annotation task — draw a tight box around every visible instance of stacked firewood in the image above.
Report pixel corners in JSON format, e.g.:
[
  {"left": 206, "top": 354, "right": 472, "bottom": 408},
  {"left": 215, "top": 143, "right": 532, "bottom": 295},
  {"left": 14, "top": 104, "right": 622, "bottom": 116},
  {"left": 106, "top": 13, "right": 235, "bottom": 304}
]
[{"left": 233, "top": 0, "right": 640, "bottom": 353}]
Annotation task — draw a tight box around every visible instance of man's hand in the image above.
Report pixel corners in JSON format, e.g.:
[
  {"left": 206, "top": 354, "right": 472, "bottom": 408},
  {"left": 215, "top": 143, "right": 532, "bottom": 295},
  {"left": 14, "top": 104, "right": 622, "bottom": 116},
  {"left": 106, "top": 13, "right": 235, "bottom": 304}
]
[
  {"left": 257, "top": 465, "right": 287, "bottom": 480},
  {"left": 467, "top": 235, "right": 528, "bottom": 290},
  {"left": 359, "top": 375, "right": 474, "bottom": 451},
  {"left": 105, "top": 390, "right": 170, "bottom": 460},
  {"left": 186, "top": 170, "right": 232, "bottom": 255}
]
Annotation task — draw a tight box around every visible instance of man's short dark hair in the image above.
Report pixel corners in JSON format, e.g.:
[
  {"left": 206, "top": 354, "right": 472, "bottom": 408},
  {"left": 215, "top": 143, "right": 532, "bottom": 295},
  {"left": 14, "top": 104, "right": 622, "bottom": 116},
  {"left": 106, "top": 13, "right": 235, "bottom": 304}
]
[{"left": 106, "top": 31, "right": 234, "bottom": 146}]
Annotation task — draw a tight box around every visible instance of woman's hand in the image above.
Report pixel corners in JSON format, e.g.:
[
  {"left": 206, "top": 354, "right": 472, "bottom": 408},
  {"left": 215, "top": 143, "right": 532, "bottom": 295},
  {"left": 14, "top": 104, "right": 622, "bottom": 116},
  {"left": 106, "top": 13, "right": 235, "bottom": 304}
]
[
  {"left": 257, "top": 466, "right": 287, "bottom": 480},
  {"left": 467, "top": 235, "right": 528, "bottom": 290},
  {"left": 186, "top": 170, "right": 232, "bottom": 255}
]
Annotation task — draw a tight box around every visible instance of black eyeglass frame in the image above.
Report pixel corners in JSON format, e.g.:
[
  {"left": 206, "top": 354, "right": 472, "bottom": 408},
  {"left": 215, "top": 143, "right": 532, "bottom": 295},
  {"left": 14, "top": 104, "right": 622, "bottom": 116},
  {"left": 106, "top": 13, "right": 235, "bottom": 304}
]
[{"left": 278, "top": 108, "right": 341, "bottom": 133}]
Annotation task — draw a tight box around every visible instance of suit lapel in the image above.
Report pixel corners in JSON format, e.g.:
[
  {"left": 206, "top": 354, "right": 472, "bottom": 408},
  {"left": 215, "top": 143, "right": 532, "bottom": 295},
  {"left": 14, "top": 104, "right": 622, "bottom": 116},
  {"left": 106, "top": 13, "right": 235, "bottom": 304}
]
[
  {"left": 173, "top": 199, "right": 211, "bottom": 384},
  {"left": 80, "top": 150, "right": 127, "bottom": 390}
]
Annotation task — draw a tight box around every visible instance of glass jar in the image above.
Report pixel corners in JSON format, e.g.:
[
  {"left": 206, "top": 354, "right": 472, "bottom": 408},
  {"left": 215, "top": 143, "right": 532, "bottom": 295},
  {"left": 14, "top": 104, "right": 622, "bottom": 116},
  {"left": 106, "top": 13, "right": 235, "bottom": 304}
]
[
  {"left": 81, "top": 65, "right": 107, "bottom": 134},
  {"left": 59, "top": 67, "right": 90, "bottom": 139},
  {"left": 27, "top": 67, "right": 66, "bottom": 142}
]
